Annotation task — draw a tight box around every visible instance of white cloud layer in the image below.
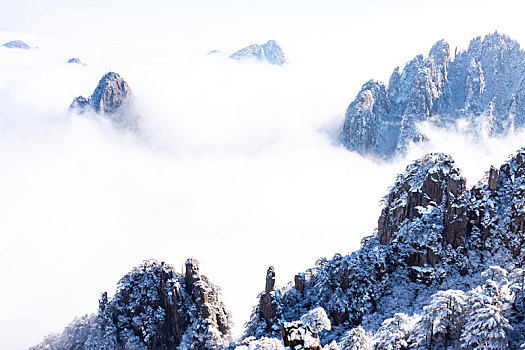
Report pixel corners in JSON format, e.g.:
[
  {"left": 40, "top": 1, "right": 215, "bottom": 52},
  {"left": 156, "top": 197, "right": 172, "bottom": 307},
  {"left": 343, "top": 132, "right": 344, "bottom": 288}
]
[{"left": 2, "top": 1, "right": 525, "bottom": 348}]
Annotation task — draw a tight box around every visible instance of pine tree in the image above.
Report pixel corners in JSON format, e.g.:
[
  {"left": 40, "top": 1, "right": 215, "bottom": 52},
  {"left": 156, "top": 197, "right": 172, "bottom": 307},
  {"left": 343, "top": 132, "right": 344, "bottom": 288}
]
[
  {"left": 409, "top": 289, "right": 467, "bottom": 349},
  {"left": 339, "top": 325, "right": 372, "bottom": 350},
  {"left": 300, "top": 307, "right": 332, "bottom": 333},
  {"left": 84, "top": 292, "right": 118, "bottom": 349},
  {"left": 460, "top": 304, "right": 510, "bottom": 350},
  {"left": 461, "top": 269, "right": 512, "bottom": 350},
  {"left": 373, "top": 313, "right": 412, "bottom": 350},
  {"left": 509, "top": 267, "right": 525, "bottom": 308},
  {"left": 481, "top": 266, "right": 509, "bottom": 286}
]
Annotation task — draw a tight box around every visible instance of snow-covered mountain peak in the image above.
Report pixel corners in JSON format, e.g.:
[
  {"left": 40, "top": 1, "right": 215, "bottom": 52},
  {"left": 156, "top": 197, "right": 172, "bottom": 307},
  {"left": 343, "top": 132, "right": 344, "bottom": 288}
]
[{"left": 341, "top": 32, "right": 525, "bottom": 158}]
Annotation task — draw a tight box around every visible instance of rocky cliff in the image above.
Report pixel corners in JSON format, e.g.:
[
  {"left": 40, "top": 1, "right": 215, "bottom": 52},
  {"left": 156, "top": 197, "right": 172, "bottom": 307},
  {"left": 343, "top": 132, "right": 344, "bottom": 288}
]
[
  {"left": 229, "top": 40, "right": 286, "bottom": 65},
  {"left": 244, "top": 149, "right": 525, "bottom": 347},
  {"left": 70, "top": 72, "right": 137, "bottom": 129},
  {"left": 340, "top": 32, "right": 525, "bottom": 157},
  {"left": 31, "top": 259, "right": 232, "bottom": 350}
]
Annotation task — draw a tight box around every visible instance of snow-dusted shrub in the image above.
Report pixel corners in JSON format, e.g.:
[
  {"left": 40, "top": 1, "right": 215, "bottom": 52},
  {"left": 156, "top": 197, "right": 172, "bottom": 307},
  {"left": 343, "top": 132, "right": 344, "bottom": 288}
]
[
  {"left": 300, "top": 307, "right": 332, "bottom": 333},
  {"left": 235, "top": 336, "right": 284, "bottom": 350}
]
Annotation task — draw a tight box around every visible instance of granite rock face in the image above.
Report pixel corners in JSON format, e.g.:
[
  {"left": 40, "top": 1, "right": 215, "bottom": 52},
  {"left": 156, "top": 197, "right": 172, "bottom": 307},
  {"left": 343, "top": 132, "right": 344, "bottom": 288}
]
[
  {"left": 378, "top": 153, "right": 468, "bottom": 252},
  {"left": 70, "top": 72, "right": 137, "bottom": 128},
  {"left": 259, "top": 266, "right": 279, "bottom": 330},
  {"left": 2, "top": 40, "right": 30, "bottom": 49},
  {"left": 341, "top": 32, "right": 525, "bottom": 158},
  {"left": 31, "top": 259, "right": 232, "bottom": 350},
  {"left": 230, "top": 40, "right": 286, "bottom": 65}
]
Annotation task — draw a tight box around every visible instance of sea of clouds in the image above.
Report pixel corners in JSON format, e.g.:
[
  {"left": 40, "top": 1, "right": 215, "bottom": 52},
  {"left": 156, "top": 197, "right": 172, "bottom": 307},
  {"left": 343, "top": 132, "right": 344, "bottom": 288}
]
[{"left": 2, "top": 1, "right": 525, "bottom": 348}]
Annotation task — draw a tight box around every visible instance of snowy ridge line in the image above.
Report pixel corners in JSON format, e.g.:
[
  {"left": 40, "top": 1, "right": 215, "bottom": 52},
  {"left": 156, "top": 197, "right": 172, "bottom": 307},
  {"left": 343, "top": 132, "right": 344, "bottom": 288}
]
[{"left": 341, "top": 32, "right": 525, "bottom": 159}]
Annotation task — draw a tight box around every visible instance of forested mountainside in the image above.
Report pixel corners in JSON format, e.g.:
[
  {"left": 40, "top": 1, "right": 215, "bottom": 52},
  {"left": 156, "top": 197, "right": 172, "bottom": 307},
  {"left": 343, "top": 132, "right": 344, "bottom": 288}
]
[
  {"left": 245, "top": 148, "right": 525, "bottom": 349},
  {"left": 340, "top": 32, "right": 525, "bottom": 158},
  {"left": 32, "top": 148, "right": 525, "bottom": 349},
  {"left": 31, "top": 259, "right": 232, "bottom": 350},
  {"left": 30, "top": 31, "right": 525, "bottom": 349}
]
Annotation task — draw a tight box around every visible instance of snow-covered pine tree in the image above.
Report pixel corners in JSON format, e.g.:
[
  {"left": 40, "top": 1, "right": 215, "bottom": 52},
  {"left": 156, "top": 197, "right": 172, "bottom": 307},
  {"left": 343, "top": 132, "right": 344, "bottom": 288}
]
[
  {"left": 509, "top": 267, "right": 525, "bottom": 309},
  {"left": 339, "top": 325, "right": 372, "bottom": 350},
  {"left": 481, "top": 266, "right": 509, "bottom": 286},
  {"left": 84, "top": 292, "right": 117, "bottom": 349},
  {"left": 30, "top": 315, "right": 95, "bottom": 350},
  {"left": 461, "top": 268, "right": 512, "bottom": 350},
  {"left": 460, "top": 304, "right": 511, "bottom": 350},
  {"left": 409, "top": 289, "right": 467, "bottom": 349},
  {"left": 300, "top": 307, "right": 332, "bottom": 333},
  {"left": 372, "top": 313, "right": 412, "bottom": 350}
]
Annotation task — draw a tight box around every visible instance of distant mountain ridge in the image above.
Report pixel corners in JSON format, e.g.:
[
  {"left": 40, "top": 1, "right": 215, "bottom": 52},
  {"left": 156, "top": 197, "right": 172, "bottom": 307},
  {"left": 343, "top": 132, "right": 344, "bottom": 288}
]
[
  {"left": 2, "top": 40, "right": 30, "bottom": 49},
  {"left": 229, "top": 40, "right": 286, "bottom": 65},
  {"left": 340, "top": 32, "right": 525, "bottom": 158}
]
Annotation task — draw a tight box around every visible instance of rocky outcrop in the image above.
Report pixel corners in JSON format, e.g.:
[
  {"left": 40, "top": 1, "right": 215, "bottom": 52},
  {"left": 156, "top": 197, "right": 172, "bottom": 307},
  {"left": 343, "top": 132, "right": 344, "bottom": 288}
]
[
  {"left": 70, "top": 72, "right": 137, "bottom": 128},
  {"left": 244, "top": 147, "right": 525, "bottom": 343},
  {"left": 259, "top": 266, "right": 279, "bottom": 329},
  {"left": 32, "top": 259, "right": 232, "bottom": 350},
  {"left": 281, "top": 321, "right": 322, "bottom": 350},
  {"left": 2, "top": 40, "right": 30, "bottom": 49},
  {"left": 230, "top": 40, "right": 286, "bottom": 65},
  {"left": 294, "top": 273, "right": 305, "bottom": 292},
  {"left": 266, "top": 266, "right": 276, "bottom": 292},
  {"left": 341, "top": 32, "right": 525, "bottom": 157},
  {"left": 378, "top": 153, "right": 468, "bottom": 256}
]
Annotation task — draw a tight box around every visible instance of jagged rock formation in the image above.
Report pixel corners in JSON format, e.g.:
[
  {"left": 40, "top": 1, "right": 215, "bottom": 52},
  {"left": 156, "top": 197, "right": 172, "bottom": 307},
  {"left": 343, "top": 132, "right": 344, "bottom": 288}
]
[
  {"left": 2, "top": 40, "right": 30, "bottom": 49},
  {"left": 229, "top": 40, "right": 286, "bottom": 65},
  {"left": 378, "top": 153, "right": 468, "bottom": 265},
  {"left": 244, "top": 149, "right": 525, "bottom": 347},
  {"left": 252, "top": 266, "right": 280, "bottom": 334},
  {"left": 341, "top": 32, "right": 525, "bottom": 158},
  {"left": 31, "top": 259, "right": 232, "bottom": 350},
  {"left": 31, "top": 148, "right": 525, "bottom": 348},
  {"left": 70, "top": 72, "right": 137, "bottom": 129}
]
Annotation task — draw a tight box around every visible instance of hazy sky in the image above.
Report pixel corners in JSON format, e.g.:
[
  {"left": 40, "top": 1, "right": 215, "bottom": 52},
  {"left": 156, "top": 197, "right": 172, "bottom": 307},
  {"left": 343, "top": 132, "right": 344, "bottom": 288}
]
[{"left": 2, "top": 1, "right": 525, "bottom": 349}]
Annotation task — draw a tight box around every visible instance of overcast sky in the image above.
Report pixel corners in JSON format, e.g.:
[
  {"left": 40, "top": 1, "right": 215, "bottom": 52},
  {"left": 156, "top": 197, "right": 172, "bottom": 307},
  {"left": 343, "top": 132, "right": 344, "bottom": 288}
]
[{"left": 2, "top": 1, "right": 525, "bottom": 349}]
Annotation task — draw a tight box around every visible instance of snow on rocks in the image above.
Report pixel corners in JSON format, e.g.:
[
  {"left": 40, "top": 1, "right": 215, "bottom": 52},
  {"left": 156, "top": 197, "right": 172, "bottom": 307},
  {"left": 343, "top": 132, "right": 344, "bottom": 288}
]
[{"left": 341, "top": 32, "right": 525, "bottom": 158}]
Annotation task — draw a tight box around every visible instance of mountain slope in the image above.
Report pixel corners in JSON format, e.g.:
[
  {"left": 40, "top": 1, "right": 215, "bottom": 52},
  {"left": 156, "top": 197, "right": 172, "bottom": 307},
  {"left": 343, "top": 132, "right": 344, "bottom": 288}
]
[
  {"left": 31, "top": 259, "right": 232, "bottom": 350},
  {"left": 244, "top": 149, "right": 525, "bottom": 348}
]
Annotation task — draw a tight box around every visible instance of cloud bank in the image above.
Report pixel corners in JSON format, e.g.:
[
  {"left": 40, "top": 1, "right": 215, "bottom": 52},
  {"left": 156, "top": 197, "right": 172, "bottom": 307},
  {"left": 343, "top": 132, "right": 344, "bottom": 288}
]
[{"left": 2, "top": 1, "right": 525, "bottom": 348}]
